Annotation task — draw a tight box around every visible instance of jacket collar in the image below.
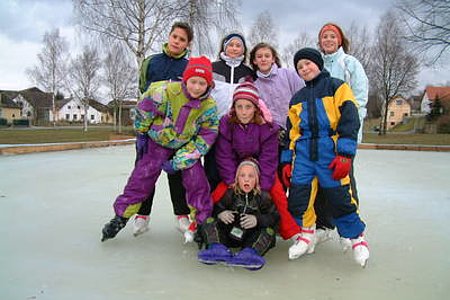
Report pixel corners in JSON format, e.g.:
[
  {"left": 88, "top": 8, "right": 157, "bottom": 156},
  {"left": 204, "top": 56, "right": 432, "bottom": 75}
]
[{"left": 162, "top": 43, "right": 188, "bottom": 59}]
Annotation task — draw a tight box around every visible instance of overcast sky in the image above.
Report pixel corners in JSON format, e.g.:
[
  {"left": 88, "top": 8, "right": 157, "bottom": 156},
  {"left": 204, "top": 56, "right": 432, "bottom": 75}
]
[{"left": 0, "top": 0, "right": 448, "bottom": 93}]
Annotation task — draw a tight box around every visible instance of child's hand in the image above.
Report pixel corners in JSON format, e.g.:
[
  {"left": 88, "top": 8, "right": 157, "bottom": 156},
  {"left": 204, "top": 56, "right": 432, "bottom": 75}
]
[
  {"left": 240, "top": 214, "right": 257, "bottom": 229},
  {"left": 161, "top": 160, "right": 176, "bottom": 175},
  {"left": 218, "top": 210, "right": 235, "bottom": 224},
  {"left": 328, "top": 155, "right": 352, "bottom": 180}
]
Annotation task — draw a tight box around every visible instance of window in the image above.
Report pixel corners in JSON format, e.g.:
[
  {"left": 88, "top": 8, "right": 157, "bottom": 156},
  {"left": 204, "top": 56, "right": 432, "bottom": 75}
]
[
  {"left": 81, "top": 114, "right": 85, "bottom": 121},
  {"left": 68, "top": 105, "right": 71, "bottom": 109},
  {"left": 404, "top": 113, "right": 408, "bottom": 117},
  {"left": 73, "top": 114, "right": 77, "bottom": 120},
  {"left": 390, "top": 111, "right": 395, "bottom": 117},
  {"left": 27, "top": 111, "right": 31, "bottom": 117},
  {"left": 65, "top": 114, "right": 70, "bottom": 120},
  {"left": 396, "top": 99, "right": 403, "bottom": 105},
  {"left": 390, "top": 122, "right": 395, "bottom": 126},
  {"left": 77, "top": 106, "right": 81, "bottom": 109},
  {"left": 90, "top": 114, "right": 95, "bottom": 120}
]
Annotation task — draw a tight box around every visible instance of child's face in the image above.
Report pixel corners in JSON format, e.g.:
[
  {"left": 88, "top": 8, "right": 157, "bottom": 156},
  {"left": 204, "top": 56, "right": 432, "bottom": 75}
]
[
  {"left": 168, "top": 27, "right": 189, "bottom": 56},
  {"left": 320, "top": 30, "right": 339, "bottom": 54},
  {"left": 253, "top": 47, "right": 275, "bottom": 74},
  {"left": 234, "top": 99, "right": 256, "bottom": 124},
  {"left": 186, "top": 76, "right": 208, "bottom": 98},
  {"left": 296, "top": 59, "right": 321, "bottom": 82},
  {"left": 237, "top": 165, "right": 257, "bottom": 193},
  {"left": 225, "top": 38, "right": 244, "bottom": 58}
]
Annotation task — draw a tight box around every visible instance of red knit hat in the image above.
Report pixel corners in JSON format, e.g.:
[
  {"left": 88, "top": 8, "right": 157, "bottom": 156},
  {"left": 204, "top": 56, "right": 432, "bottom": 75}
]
[
  {"left": 182, "top": 56, "right": 213, "bottom": 86},
  {"left": 232, "top": 81, "right": 259, "bottom": 107}
]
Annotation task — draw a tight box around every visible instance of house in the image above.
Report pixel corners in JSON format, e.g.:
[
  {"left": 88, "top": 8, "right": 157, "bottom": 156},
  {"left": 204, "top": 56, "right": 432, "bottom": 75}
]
[
  {"left": 0, "top": 87, "right": 53, "bottom": 125},
  {"left": 420, "top": 86, "right": 450, "bottom": 114},
  {"left": 107, "top": 99, "right": 137, "bottom": 126},
  {"left": 386, "top": 96, "right": 411, "bottom": 129},
  {"left": 0, "top": 93, "right": 21, "bottom": 124},
  {"left": 57, "top": 98, "right": 113, "bottom": 124}
]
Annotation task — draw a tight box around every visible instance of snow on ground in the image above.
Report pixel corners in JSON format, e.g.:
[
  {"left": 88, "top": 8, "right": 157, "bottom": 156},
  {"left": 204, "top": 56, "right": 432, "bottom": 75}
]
[{"left": 1, "top": 146, "right": 449, "bottom": 300}]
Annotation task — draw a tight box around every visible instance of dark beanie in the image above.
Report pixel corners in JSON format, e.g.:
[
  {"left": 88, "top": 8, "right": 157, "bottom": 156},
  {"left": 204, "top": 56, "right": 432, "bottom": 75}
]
[{"left": 293, "top": 47, "right": 324, "bottom": 71}]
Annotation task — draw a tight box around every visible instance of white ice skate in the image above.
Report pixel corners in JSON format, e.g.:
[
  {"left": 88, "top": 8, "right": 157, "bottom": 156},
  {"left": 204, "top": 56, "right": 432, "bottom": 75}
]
[
  {"left": 175, "top": 215, "right": 191, "bottom": 233},
  {"left": 133, "top": 215, "right": 150, "bottom": 237},
  {"left": 183, "top": 221, "right": 197, "bottom": 244},
  {"left": 289, "top": 225, "right": 316, "bottom": 260},
  {"left": 315, "top": 228, "right": 334, "bottom": 245},
  {"left": 351, "top": 234, "right": 369, "bottom": 267}
]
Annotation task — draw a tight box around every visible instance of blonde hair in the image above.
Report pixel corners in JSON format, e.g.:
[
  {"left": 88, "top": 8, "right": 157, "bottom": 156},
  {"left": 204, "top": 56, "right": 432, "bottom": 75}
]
[{"left": 233, "top": 159, "right": 261, "bottom": 195}]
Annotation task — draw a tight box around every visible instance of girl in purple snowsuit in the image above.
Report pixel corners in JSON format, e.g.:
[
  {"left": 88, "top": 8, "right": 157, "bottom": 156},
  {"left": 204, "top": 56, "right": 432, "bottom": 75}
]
[{"left": 101, "top": 56, "right": 219, "bottom": 243}]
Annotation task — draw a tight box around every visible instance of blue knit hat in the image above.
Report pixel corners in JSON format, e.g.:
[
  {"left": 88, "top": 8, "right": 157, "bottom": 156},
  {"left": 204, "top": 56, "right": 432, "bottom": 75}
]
[
  {"left": 222, "top": 33, "right": 247, "bottom": 52},
  {"left": 293, "top": 47, "right": 324, "bottom": 71}
]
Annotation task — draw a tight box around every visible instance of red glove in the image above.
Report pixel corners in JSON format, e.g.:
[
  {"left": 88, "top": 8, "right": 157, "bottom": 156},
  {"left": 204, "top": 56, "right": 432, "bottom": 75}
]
[
  {"left": 281, "top": 164, "right": 292, "bottom": 188},
  {"left": 329, "top": 155, "right": 352, "bottom": 180}
]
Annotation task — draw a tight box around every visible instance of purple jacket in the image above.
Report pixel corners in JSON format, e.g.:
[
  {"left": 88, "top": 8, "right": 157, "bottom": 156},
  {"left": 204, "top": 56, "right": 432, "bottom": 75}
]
[
  {"left": 254, "top": 65, "right": 304, "bottom": 129},
  {"left": 215, "top": 115, "right": 279, "bottom": 191}
]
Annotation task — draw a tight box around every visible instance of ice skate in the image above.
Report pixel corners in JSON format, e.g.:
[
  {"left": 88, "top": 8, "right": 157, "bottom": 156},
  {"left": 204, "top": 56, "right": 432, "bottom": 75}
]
[
  {"left": 198, "top": 243, "right": 232, "bottom": 265},
  {"left": 351, "top": 234, "right": 369, "bottom": 267},
  {"left": 101, "top": 215, "right": 128, "bottom": 242},
  {"left": 227, "top": 247, "right": 265, "bottom": 271},
  {"left": 340, "top": 237, "right": 352, "bottom": 252},
  {"left": 289, "top": 225, "right": 316, "bottom": 260},
  {"left": 315, "top": 227, "right": 334, "bottom": 245},
  {"left": 133, "top": 215, "right": 150, "bottom": 237},
  {"left": 183, "top": 221, "right": 197, "bottom": 244},
  {"left": 175, "top": 215, "right": 191, "bottom": 233}
]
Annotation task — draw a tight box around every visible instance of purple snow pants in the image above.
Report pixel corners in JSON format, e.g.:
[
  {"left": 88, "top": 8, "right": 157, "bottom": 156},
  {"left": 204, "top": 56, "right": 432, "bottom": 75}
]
[{"left": 113, "top": 139, "right": 212, "bottom": 223}]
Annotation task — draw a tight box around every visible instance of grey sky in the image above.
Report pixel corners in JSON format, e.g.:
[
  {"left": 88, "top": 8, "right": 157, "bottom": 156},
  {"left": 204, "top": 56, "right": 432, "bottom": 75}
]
[{"left": 0, "top": 0, "right": 448, "bottom": 92}]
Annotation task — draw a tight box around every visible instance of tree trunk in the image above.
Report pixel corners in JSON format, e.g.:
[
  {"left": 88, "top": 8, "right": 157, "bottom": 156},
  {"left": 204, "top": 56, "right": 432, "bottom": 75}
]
[{"left": 118, "top": 101, "right": 123, "bottom": 134}]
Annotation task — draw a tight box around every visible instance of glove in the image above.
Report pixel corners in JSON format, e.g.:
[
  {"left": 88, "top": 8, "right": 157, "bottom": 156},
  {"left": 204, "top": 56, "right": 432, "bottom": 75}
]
[
  {"left": 328, "top": 155, "right": 352, "bottom": 180},
  {"left": 136, "top": 133, "right": 148, "bottom": 160},
  {"left": 281, "top": 164, "right": 292, "bottom": 188},
  {"left": 240, "top": 214, "right": 257, "bottom": 229},
  {"left": 161, "top": 160, "right": 176, "bottom": 175},
  {"left": 218, "top": 210, "right": 235, "bottom": 224}
]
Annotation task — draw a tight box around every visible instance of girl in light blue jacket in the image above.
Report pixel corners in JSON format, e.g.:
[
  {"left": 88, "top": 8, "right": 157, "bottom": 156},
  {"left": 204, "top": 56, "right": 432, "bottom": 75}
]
[
  {"left": 319, "top": 23, "right": 369, "bottom": 143},
  {"left": 314, "top": 23, "right": 369, "bottom": 247}
]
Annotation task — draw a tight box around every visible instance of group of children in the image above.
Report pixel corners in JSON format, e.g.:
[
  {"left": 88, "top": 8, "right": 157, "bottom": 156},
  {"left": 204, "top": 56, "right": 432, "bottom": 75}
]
[{"left": 100, "top": 21, "right": 370, "bottom": 270}]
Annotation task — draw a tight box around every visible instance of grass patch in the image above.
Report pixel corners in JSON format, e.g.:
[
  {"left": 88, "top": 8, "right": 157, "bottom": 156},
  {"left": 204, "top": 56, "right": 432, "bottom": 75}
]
[
  {"left": 0, "top": 127, "right": 135, "bottom": 144},
  {"left": 1, "top": 126, "right": 449, "bottom": 146},
  {"left": 363, "top": 133, "right": 450, "bottom": 145}
]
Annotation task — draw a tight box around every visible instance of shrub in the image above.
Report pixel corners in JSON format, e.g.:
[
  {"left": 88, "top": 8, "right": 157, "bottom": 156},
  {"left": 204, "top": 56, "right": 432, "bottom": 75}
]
[{"left": 13, "top": 119, "right": 30, "bottom": 127}]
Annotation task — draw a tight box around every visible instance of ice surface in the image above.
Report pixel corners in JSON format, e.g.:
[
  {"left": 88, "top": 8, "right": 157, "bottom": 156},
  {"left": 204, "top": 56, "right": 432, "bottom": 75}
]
[{"left": 1, "top": 146, "right": 449, "bottom": 299}]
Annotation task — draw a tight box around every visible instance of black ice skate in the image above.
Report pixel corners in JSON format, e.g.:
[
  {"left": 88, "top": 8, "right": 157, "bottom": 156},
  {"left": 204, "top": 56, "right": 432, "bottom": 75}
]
[{"left": 101, "top": 215, "right": 128, "bottom": 242}]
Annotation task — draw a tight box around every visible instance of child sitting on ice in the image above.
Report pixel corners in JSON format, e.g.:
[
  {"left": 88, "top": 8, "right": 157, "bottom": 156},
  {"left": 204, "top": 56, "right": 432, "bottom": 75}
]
[{"left": 197, "top": 159, "right": 279, "bottom": 270}]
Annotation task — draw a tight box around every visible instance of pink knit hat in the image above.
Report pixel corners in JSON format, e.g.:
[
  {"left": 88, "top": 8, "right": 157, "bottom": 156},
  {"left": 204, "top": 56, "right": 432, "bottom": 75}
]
[{"left": 232, "top": 81, "right": 273, "bottom": 123}]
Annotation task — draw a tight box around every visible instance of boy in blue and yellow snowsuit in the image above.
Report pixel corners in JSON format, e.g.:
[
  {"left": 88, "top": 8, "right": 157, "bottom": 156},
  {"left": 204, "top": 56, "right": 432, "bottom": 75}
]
[{"left": 280, "top": 48, "right": 369, "bottom": 267}]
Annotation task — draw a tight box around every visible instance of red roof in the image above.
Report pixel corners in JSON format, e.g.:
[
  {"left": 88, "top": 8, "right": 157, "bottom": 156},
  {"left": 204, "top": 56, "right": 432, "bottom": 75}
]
[{"left": 425, "top": 86, "right": 450, "bottom": 102}]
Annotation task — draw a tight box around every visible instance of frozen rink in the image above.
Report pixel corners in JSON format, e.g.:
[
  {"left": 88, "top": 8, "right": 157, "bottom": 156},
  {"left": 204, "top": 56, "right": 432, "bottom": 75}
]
[{"left": 1, "top": 145, "right": 449, "bottom": 300}]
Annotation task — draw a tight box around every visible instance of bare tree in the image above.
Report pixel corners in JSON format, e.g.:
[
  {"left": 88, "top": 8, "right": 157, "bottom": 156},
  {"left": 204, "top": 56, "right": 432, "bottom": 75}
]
[
  {"left": 26, "top": 29, "right": 68, "bottom": 126},
  {"left": 247, "top": 10, "right": 279, "bottom": 50},
  {"left": 182, "top": 0, "right": 241, "bottom": 57},
  {"left": 73, "top": 0, "right": 182, "bottom": 71},
  {"left": 346, "top": 22, "right": 373, "bottom": 73},
  {"left": 370, "top": 12, "right": 419, "bottom": 135},
  {"left": 397, "top": 0, "right": 450, "bottom": 64},
  {"left": 103, "top": 43, "right": 137, "bottom": 133},
  {"left": 281, "top": 32, "right": 315, "bottom": 68},
  {"left": 68, "top": 45, "right": 102, "bottom": 132}
]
